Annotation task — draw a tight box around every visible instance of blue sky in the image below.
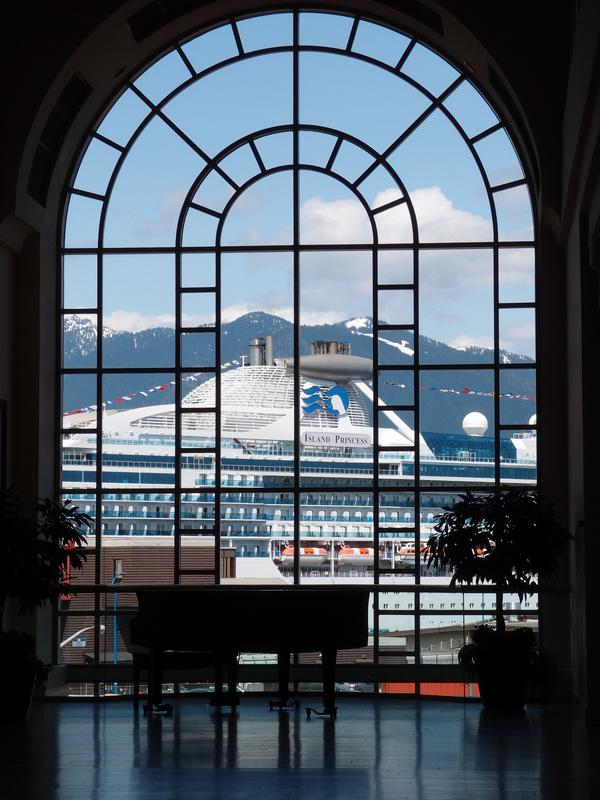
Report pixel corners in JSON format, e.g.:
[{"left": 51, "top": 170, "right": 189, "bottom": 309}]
[{"left": 64, "top": 11, "right": 535, "bottom": 357}]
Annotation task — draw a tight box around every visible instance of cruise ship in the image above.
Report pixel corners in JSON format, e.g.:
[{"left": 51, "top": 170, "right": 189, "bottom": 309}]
[{"left": 61, "top": 334, "right": 537, "bottom": 582}]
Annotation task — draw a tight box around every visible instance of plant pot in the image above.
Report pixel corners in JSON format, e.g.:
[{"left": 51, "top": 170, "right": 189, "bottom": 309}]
[
  {"left": 0, "top": 659, "right": 38, "bottom": 721},
  {"left": 475, "top": 660, "right": 532, "bottom": 709}
]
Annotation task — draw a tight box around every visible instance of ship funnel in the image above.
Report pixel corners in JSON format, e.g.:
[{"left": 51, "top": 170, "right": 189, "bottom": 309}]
[
  {"left": 265, "top": 335, "right": 274, "bottom": 366},
  {"left": 249, "top": 337, "right": 266, "bottom": 366},
  {"left": 310, "top": 340, "right": 351, "bottom": 356}
]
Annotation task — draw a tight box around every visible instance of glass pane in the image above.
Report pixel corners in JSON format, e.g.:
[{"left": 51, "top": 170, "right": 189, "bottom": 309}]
[
  {"left": 400, "top": 44, "right": 460, "bottom": 96},
  {"left": 64, "top": 194, "right": 102, "bottom": 248},
  {"left": 500, "top": 430, "right": 537, "bottom": 485},
  {"left": 378, "top": 290, "right": 413, "bottom": 325},
  {"left": 378, "top": 410, "right": 414, "bottom": 448},
  {"left": 181, "top": 24, "right": 239, "bottom": 74},
  {"left": 299, "top": 492, "right": 374, "bottom": 580},
  {"left": 181, "top": 292, "right": 215, "bottom": 328},
  {"left": 499, "top": 307, "right": 536, "bottom": 361},
  {"left": 221, "top": 171, "right": 293, "bottom": 246},
  {"left": 419, "top": 249, "right": 493, "bottom": 362},
  {"left": 181, "top": 410, "right": 215, "bottom": 447},
  {"left": 494, "top": 184, "right": 534, "bottom": 241},
  {"left": 58, "top": 614, "right": 98, "bottom": 666},
  {"left": 499, "top": 248, "right": 535, "bottom": 303},
  {"left": 62, "top": 373, "right": 96, "bottom": 421},
  {"left": 182, "top": 253, "right": 215, "bottom": 288},
  {"left": 104, "top": 117, "right": 205, "bottom": 247},
  {"left": 97, "top": 88, "right": 150, "bottom": 147},
  {"left": 237, "top": 12, "right": 293, "bottom": 50},
  {"left": 300, "top": 51, "right": 430, "bottom": 153},
  {"left": 59, "top": 490, "right": 97, "bottom": 533},
  {"left": 352, "top": 20, "right": 411, "bottom": 67},
  {"left": 164, "top": 53, "right": 293, "bottom": 157},
  {"left": 101, "top": 493, "right": 176, "bottom": 541},
  {"left": 255, "top": 131, "right": 293, "bottom": 170},
  {"left": 183, "top": 207, "right": 219, "bottom": 245},
  {"left": 134, "top": 49, "right": 191, "bottom": 104},
  {"left": 63, "top": 256, "right": 97, "bottom": 309},
  {"left": 192, "top": 170, "right": 235, "bottom": 213},
  {"left": 331, "top": 140, "right": 375, "bottom": 184},
  {"left": 300, "top": 251, "right": 373, "bottom": 488},
  {"left": 379, "top": 493, "right": 416, "bottom": 556},
  {"left": 474, "top": 128, "right": 524, "bottom": 186},
  {"left": 419, "top": 615, "right": 467, "bottom": 665},
  {"left": 299, "top": 130, "right": 338, "bottom": 168},
  {"left": 379, "top": 450, "right": 414, "bottom": 487},
  {"left": 499, "top": 368, "right": 536, "bottom": 425},
  {"left": 222, "top": 491, "right": 292, "bottom": 580},
  {"left": 378, "top": 369, "right": 414, "bottom": 406},
  {"left": 180, "top": 492, "right": 215, "bottom": 530},
  {"left": 219, "top": 144, "right": 260, "bottom": 186},
  {"left": 377, "top": 329, "right": 414, "bottom": 365},
  {"left": 220, "top": 249, "right": 293, "bottom": 485},
  {"left": 387, "top": 110, "right": 493, "bottom": 241},
  {"left": 182, "top": 332, "right": 216, "bottom": 368},
  {"left": 419, "top": 496, "right": 464, "bottom": 579},
  {"left": 419, "top": 369, "right": 495, "bottom": 484},
  {"left": 103, "top": 254, "right": 175, "bottom": 367},
  {"left": 442, "top": 81, "right": 499, "bottom": 139},
  {"left": 61, "top": 433, "right": 97, "bottom": 491},
  {"left": 375, "top": 201, "right": 413, "bottom": 244},
  {"left": 181, "top": 372, "right": 215, "bottom": 408},
  {"left": 358, "top": 166, "right": 403, "bottom": 210},
  {"left": 180, "top": 532, "right": 216, "bottom": 584},
  {"left": 101, "top": 374, "right": 175, "bottom": 488},
  {"left": 181, "top": 453, "right": 217, "bottom": 489},
  {"left": 73, "top": 138, "right": 121, "bottom": 196},
  {"left": 377, "top": 613, "right": 414, "bottom": 665},
  {"left": 300, "top": 171, "right": 373, "bottom": 244},
  {"left": 378, "top": 250, "right": 413, "bottom": 285},
  {"left": 63, "top": 314, "right": 97, "bottom": 368},
  {"left": 300, "top": 11, "right": 354, "bottom": 47}
]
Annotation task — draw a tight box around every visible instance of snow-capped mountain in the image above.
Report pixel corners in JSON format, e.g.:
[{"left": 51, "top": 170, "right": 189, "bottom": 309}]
[{"left": 62, "top": 312, "right": 535, "bottom": 433}]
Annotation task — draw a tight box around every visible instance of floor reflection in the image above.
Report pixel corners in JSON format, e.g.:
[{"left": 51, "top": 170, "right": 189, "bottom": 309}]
[{"left": 1, "top": 698, "right": 598, "bottom": 800}]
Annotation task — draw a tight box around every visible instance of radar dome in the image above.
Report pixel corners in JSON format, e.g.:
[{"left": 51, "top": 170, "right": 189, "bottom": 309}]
[
  {"left": 529, "top": 413, "right": 537, "bottom": 425},
  {"left": 462, "top": 411, "right": 488, "bottom": 437}
]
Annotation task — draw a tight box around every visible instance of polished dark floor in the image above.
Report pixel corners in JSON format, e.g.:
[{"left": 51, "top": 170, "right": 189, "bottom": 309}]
[{"left": 2, "top": 697, "right": 599, "bottom": 800}]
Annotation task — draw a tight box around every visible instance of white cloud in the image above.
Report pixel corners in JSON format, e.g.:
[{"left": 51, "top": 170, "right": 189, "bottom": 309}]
[
  {"left": 300, "top": 197, "right": 373, "bottom": 244},
  {"left": 500, "top": 323, "right": 536, "bottom": 357},
  {"left": 109, "top": 184, "right": 535, "bottom": 355},
  {"left": 103, "top": 311, "right": 175, "bottom": 332}
]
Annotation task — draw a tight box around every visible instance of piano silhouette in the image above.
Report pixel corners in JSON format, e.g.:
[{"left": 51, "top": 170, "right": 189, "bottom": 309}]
[{"left": 130, "top": 587, "right": 369, "bottom": 718}]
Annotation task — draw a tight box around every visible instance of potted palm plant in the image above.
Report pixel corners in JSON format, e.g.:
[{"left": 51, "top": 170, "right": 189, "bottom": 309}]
[
  {"left": 426, "top": 488, "right": 570, "bottom": 709},
  {"left": 0, "top": 491, "right": 92, "bottom": 720}
]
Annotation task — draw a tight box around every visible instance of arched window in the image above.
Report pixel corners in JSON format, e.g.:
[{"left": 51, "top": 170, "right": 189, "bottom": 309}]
[{"left": 59, "top": 9, "right": 536, "bottom": 667}]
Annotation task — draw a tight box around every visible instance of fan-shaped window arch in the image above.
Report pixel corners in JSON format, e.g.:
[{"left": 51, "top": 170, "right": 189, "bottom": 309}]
[{"left": 60, "top": 9, "right": 537, "bottom": 669}]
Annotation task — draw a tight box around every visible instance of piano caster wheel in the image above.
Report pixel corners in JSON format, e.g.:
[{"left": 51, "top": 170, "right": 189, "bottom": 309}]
[
  {"left": 306, "top": 707, "right": 337, "bottom": 720},
  {"left": 269, "top": 699, "right": 298, "bottom": 711},
  {"left": 143, "top": 703, "right": 173, "bottom": 717}
]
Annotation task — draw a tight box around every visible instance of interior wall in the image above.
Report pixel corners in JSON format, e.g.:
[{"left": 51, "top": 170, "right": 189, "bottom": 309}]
[{"left": 562, "top": 0, "right": 600, "bottom": 723}]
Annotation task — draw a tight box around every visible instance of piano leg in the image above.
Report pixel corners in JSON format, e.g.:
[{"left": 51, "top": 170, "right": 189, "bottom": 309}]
[
  {"left": 209, "top": 652, "right": 240, "bottom": 709},
  {"left": 306, "top": 648, "right": 338, "bottom": 720},
  {"left": 269, "top": 651, "right": 297, "bottom": 711},
  {"left": 143, "top": 648, "right": 173, "bottom": 717}
]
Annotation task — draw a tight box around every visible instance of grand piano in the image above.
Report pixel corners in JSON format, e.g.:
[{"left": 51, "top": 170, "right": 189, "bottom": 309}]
[{"left": 130, "top": 587, "right": 369, "bottom": 718}]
